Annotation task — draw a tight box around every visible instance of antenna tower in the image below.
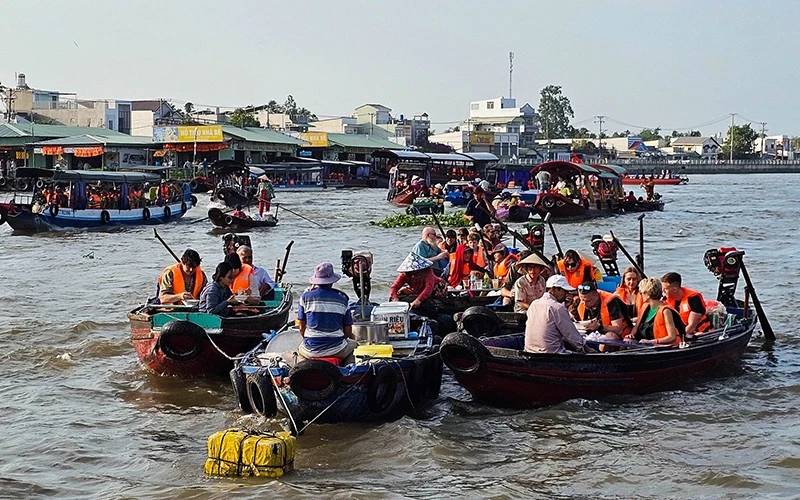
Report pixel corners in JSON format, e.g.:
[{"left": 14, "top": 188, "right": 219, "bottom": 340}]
[{"left": 508, "top": 52, "right": 514, "bottom": 98}]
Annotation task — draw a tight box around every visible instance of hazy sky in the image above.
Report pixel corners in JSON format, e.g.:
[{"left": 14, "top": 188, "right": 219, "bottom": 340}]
[{"left": 2, "top": 0, "right": 798, "bottom": 137}]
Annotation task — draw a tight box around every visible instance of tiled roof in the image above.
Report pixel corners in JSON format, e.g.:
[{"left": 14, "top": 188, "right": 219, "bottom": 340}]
[
  {"left": 0, "top": 123, "right": 132, "bottom": 139},
  {"left": 31, "top": 134, "right": 155, "bottom": 146},
  {"left": 222, "top": 125, "right": 305, "bottom": 145},
  {"left": 326, "top": 133, "right": 405, "bottom": 150}
]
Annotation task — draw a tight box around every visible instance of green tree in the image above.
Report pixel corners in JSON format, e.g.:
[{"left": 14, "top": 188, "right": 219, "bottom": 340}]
[
  {"left": 571, "top": 139, "right": 597, "bottom": 154},
  {"left": 568, "top": 126, "right": 596, "bottom": 138},
  {"left": 536, "top": 85, "right": 574, "bottom": 141},
  {"left": 229, "top": 108, "right": 261, "bottom": 128},
  {"left": 638, "top": 128, "right": 662, "bottom": 141},
  {"left": 266, "top": 100, "right": 282, "bottom": 113},
  {"left": 790, "top": 137, "right": 800, "bottom": 151},
  {"left": 721, "top": 124, "right": 758, "bottom": 159},
  {"left": 670, "top": 129, "right": 701, "bottom": 138},
  {"left": 181, "top": 102, "right": 196, "bottom": 124}
]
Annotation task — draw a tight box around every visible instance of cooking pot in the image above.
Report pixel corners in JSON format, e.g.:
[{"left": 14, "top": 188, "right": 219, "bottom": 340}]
[{"left": 352, "top": 320, "right": 389, "bottom": 344}]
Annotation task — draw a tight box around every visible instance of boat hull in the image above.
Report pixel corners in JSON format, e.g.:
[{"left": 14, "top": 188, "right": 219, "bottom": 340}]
[
  {"left": 208, "top": 208, "right": 277, "bottom": 229},
  {"left": 4, "top": 200, "right": 193, "bottom": 232},
  {"left": 128, "top": 293, "right": 292, "bottom": 378},
  {"left": 441, "top": 318, "right": 756, "bottom": 408},
  {"left": 622, "top": 177, "right": 684, "bottom": 185}
]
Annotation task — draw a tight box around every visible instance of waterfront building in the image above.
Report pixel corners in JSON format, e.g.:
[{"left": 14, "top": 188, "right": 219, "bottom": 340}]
[
  {"left": 754, "top": 135, "right": 794, "bottom": 159},
  {"left": 468, "top": 97, "right": 537, "bottom": 147},
  {"left": 664, "top": 136, "right": 721, "bottom": 160},
  {"left": 309, "top": 104, "right": 430, "bottom": 147},
  {"left": 297, "top": 132, "right": 405, "bottom": 161}
]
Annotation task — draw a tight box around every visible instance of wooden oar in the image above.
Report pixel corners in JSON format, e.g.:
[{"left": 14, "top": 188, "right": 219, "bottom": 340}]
[
  {"left": 430, "top": 211, "right": 447, "bottom": 240},
  {"left": 277, "top": 240, "right": 294, "bottom": 283},
  {"left": 275, "top": 203, "right": 325, "bottom": 228},
  {"left": 609, "top": 230, "right": 646, "bottom": 278},
  {"left": 544, "top": 212, "right": 563, "bottom": 259},
  {"left": 728, "top": 250, "right": 775, "bottom": 341},
  {"left": 153, "top": 228, "right": 180, "bottom": 262},
  {"left": 637, "top": 213, "right": 646, "bottom": 272}
]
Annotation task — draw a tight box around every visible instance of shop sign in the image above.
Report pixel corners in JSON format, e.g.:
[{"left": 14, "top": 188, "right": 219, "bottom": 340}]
[
  {"left": 153, "top": 125, "right": 223, "bottom": 143},
  {"left": 470, "top": 132, "right": 495, "bottom": 146},
  {"left": 300, "top": 132, "right": 329, "bottom": 147}
]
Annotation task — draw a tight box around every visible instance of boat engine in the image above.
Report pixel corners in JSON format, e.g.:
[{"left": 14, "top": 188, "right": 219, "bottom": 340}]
[
  {"left": 591, "top": 234, "right": 620, "bottom": 276},
  {"left": 525, "top": 222, "right": 545, "bottom": 255},
  {"left": 703, "top": 247, "right": 741, "bottom": 307},
  {"left": 223, "top": 233, "right": 252, "bottom": 255},
  {"left": 341, "top": 250, "right": 373, "bottom": 302}
]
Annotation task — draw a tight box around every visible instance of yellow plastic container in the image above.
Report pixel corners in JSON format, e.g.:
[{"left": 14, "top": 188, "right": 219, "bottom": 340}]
[
  {"left": 354, "top": 344, "right": 394, "bottom": 358},
  {"left": 204, "top": 428, "right": 296, "bottom": 478}
]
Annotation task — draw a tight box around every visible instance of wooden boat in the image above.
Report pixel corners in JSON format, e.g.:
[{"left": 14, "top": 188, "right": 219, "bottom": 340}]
[
  {"left": 189, "top": 176, "right": 214, "bottom": 193},
  {"left": 496, "top": 204, "right": 532, "bottom": 222},
  {"left": 208, "top": 207, "right": 277, "bottom": 229},
  {"left": 128, "top": 286, "right": 292, "bottom": 377},
  {"left": 390, "top": 188, "right": 422, "bottom": 206},
  {"left": 230, "top": 325, "right": 442, "bottom": 426},
  {"left": 443, "top": 180, "right": 474, "bottom": 206},
  {"left": 622, "top": 175, "right": 687, "bottom": 185},
  {"left": 3, "top": 168, "right": 195, "bottom": 232}
]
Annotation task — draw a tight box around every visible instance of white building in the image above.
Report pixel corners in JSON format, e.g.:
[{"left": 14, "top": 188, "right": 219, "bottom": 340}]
[
  {"left": 428, "top": 130, "right": 519, "bottom": 159},
  {"left": 668, "top": 136, "right": 721, "bottom": 159},
  {"left": 754, "top": 134, "right": 793, "bottom": 159},
  {"left": 468, "top": 97, "right": 537, "bottom": 147}
]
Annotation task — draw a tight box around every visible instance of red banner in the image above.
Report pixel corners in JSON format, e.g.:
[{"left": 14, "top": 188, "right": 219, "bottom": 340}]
[
  {"left": 42, "top": 146, "right": 64, "bottom": 156},
  {"left": 74, "top": 147, "right": 104, "bottom": 157}
]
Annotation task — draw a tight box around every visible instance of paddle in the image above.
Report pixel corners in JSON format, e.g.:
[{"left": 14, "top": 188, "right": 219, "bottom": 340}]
[
  {"left": 637, "top": 213, "right": 646, "bottom": 272},
  {"left": 483, "top": 208, "right": 554, "bottom": 269},
  {"left": 727, "top": 250, "right": 775, "bottom": 341},
  {"left": 153, "top": 228, "right": 180, "bottom": 262},
  {"left": 275, "top": 203, "right": 325, "bottom": 228},
  {"left": 430, "top": 211, "right": 447, "bottom": 240},
  {"left": 544, "top": 212, "right": 563, "bottom": 259},
  {"left": 277, "top": 240, "right": 294, "bottom": 283},
  {"left": 609, "top": 230, "right": 646, "bottom": 278}
]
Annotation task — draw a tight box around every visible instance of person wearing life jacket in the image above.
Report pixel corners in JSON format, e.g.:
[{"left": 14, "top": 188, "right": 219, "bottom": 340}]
[
  {"left": 614, "top": 266, "right": 645, "bottom": 318},
  {"left": 574, "top": 281, "right": 633, "bottom": 339},
  {"left": 492, "top": 244, "right": 519, "bottom": 286},
  {"left": 467, "top": 232, "right": 488, "bottom": 269},
  {"left": 557, "top": 249, "right": 602, "bottom": 289},
  {"left": 87, "top": 189, "right": 102, "bottom": 209},
  {"left": 223, "top": 252, "right": 260, "bottom": 305},
  {"left": 661, "top": 272, "right": 713, "bottom": 336},
  {"left": 159, "top": 181, "right": 171, "bottom": 204},
  {"left": 447, "top": 244, "right": 490, "bottom": 289},
  {"left": 157, "top": 249, "right": 207, "bottom": 305},
  {"left": 626, "top": 277, "right": 685, "bottom": 347},
  {"left": 232, "top": 205, "right": 248, "bottom": 219}
]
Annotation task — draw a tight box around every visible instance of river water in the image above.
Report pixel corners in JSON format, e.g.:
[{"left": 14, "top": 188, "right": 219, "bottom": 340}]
[{"left": 0, "top": 174, "right": 798, "bottom": 499}]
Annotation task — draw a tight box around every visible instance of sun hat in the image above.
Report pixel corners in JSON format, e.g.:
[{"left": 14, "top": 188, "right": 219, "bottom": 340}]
[
  {"left": 546, "top": 274, "right": 576, "bottom": 291},
  {"left": 492, "top": 243, "right": 508, "bottom": 254},
  {"left": 518, "top": 253, "right": 550, "bottom": 267},
  {"left": 309, "top": 262, "right": 341, "bottom": 284},
  {"left": 434, "top": 183, "right": 443, "bottom": 189},
  {"left": 397, "top": 252, "right": 433, "bottom": 273}
]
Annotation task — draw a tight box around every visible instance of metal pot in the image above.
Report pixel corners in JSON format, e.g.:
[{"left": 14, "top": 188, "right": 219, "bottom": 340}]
[{"left": 352, "top": 320, "right": 389, "bottom": 344}]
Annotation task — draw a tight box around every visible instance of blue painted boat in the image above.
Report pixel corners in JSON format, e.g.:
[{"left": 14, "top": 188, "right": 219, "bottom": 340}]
[
  {"left": 443, "top": 180, "right": 473, "bottom": 206},
  {"left": 4, "top": 168, "right": 195, "bottom": 232}
]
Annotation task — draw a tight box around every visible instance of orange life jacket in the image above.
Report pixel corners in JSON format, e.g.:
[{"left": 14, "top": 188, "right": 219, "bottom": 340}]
[
  {"left": 557, "top": 258, "right": 597, "bottom": 289},
  {"left": 160, "top": 185, "right": 171, "bottom": 200},
  {"left": 160, "top": 263, "right": 204, "bottom": 300},
  {"left": 88, "top": 194, "right": 102, "bottom": 209},
  {"left": 493, "top": 253, "right": 519, "bottom": 284},
  {"left": 614, "top": 286, "right": 645, "bottom": 316},
  {"left": 231, "top": 264, "right": 255, "bottom": 294},
  {"left": 665, "top": 287, "right": 712, "bottom": 333},
  {"left": 578, "top": 290, "right": 632, "bottom": 337},
  {"left": 636, "top": 305, "right": 681, "bottom": 346}
]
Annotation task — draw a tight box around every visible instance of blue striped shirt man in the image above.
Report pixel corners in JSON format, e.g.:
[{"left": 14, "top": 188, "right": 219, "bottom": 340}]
[{"left": 297, "top": 286, "right": 353, "bottom": 357}]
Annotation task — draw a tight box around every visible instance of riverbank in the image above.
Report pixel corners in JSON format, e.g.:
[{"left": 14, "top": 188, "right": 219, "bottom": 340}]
[{"left": 616, "top": 161, "right": 800, "bottom": 175}]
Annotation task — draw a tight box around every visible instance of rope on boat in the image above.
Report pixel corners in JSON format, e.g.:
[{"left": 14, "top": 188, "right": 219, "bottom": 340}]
[
  {"left": 297, "top": 365, "right": 373, "bottom": 434},
  {"left": 204, "top": 330, "right": 247, "bottom": 361},
  {"left": 387, "top": 358, "right": 416, "bottom": 415},
  {"left": 267, "top": 358, "right": 302, "bottom": 436}
]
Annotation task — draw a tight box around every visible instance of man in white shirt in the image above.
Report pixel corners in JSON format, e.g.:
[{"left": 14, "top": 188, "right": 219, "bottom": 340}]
[
  {"left": 525, "top": 275, "right": 590, "bottom": 354},
  {"left": 237, "top": 245, "right": 277, "bottom": 297}
]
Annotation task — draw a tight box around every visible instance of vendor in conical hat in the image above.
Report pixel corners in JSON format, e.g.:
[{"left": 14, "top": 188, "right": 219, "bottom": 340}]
[
  {"left": 389, "top": 252, "right": 447, "bottom": 316},
  {"left": 512, "top": 253, "right": 551, "bottom": 313}
]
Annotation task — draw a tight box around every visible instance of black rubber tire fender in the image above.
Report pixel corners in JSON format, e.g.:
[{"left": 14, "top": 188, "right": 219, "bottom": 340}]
[
  {"left": 190, "top": 195, "right": 198, "bottom": 206},
  {"left": 0, "top": 178, "right": 6, "bottom": 188},
  {"left": 100, "top": 210, "right": 110, "bottom": 225},
  {"left": 246, "top": 369, "right": 278, "bottom": 417},
  {"left": 163, "top": 206, "right": 171, "bottom": 219},
  {"left": 406, "top": 359, "right": 429, "bottom": 403},
  {"left": 49, "top": 204, "right": 59, "bottom": 217},
  {"left": 181, "top": 201, "right": 187, "bottom": 214},
  {"left": 366, "top": 363, "right": 398, "bottom": 415},
  {"left": 289, "top": 359, "right": 342, "bottom": 402},
  {"left": 190, "top": 179, "right": 199, "bottom": 191},
  {"left": 508, "top": 205, "right": 521, "bottom": 218},
  {"left": 157, "top": 320, "right": 204, "bottom": 361},
  {"left": 142, "top": 207, "right": 151, "bottom": 221},
  {"left": 16, "top": 179, "right": 30, "bottom": 191},
  {"left": 35, "top": 179, "right": 44, "bottom": 189},
  {"left": 461, "top": 306, "right": 501, "bottom": 337},
  {"left": 439, "top": 332, "right": 488, "bottom": 376},
  {"left": 427, "top": 350, "right": 444, "bottom": 398},
  {"left": 0, "top": 206, "right": 7, "bottom": 226},
  {"left": 229, "top": 367, "right": 253, "bottom": 413},
  {"left": 542, "top": 196, "right": 556, "bottom": 209},
  {"left": 224, "top": 215, "right": 234, "bottom": 227}
]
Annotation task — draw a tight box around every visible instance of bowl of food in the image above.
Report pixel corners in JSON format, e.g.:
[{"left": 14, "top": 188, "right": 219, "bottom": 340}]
[
  {"left": 574, "top": 320, "right": 593, "bottom": 331},
  {"left": 234, "top": 295, "right": 250, "bottom": 303},
  {"left": 183, "top": 299, "right": 199, "bottom": 307}
]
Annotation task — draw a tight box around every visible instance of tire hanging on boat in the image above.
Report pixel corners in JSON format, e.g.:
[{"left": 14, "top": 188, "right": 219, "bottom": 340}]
[
  {"left": 224, "top": 215, "right": 234, "bottom": 227},
  {"left": 49, "top": 204, "right": 59, "bottom": 217},
  {"left": 288, "top": 359, "right": 342, "bottom": 401},
  {"left": 157, "top": 320, "right": 205, "bottom": 361},
  {"left": 426, "top": 350, "right": 444, "bottom": 399},
  {"left": 16, "top": 179, "right": 30, "bottom": 191},
  {"left": 142, "top": 207, "right": 151, "bottom": 221},
  {"left": 439, "top": 332, "right": 488, "bottom": 375},
  {"left": 190, "top": 180, "right": 199, "bottom": 191},
  {"left": 367, "top": 363, "right": 398, "bottom": 415},
  {"left": 246, "top": 369, "right": 278, "bottom": 417},
  {"left": 406, "top": 359, "right": 429, "bottom": 403},
  {"left": 35, "top": 179, "right": 44, "bottom": 189},
  {"left": 100, "top": 210, "right": 111, "bottom": 225},
  {"left": 542, "top": 196, "right": 555, "bottom": 209},
  {"left": 460, "top": 306, "right": 501, "bottom": 337},
  {"left": 229, "top": 367, "right": 253, "bottom": 413},
  {"left": 191, "top": 195, "right": 198, "bottom": 206},
  {"left": 0, "top": 206, "right": 7, "bottom": 226},
  {"left": 181, "top": 202, "right": 187, "bottom": 214},
  {"left": 163, "top": 206, "right": 171, "bottom": 219}
]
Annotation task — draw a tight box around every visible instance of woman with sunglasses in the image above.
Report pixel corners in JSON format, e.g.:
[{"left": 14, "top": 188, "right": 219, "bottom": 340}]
[
  {"left": 614, "top": 266, "right": 645, "bottom": 318},
  {"left": 556, "top": 249, "right": 602, "bottom": 289},
  {"left": 199, "top": 262, "right": 241, "bottom": 316}
]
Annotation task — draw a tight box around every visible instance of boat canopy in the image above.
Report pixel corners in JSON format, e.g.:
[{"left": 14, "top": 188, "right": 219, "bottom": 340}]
[
  {"left": 123, "top": 165, "right": 172, "bottom": 173},
  {"left": 530, "top": 161, "right": 602, "bottom": 177},
  {"left": 372, "top": 149, "right": 430, "bottom": 160},
  {"left": 13, "top": 167, "right": 57, "bottom": 179},
  {"left": 426, "top": 152, "right": 472, "bottom": 162},
  {"left": 597, "top": 164, "right": 627, "bottom": 176},
  {"left": 460, "top": 152, "right": 499, "bottom": 161},
  {"left": 372, "top": 149, "right": 499, "bottom": 163},
  {"left": 52, "top": 170, "right": 163, "bottom": 183},
  {"left": 209, "top": 160, "right": 248, "bottom": 176}
]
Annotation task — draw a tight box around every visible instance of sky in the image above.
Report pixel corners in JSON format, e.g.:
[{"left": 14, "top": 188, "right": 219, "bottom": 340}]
[{"left": 2, "top": 0, "right": 798, "bottom": 137}]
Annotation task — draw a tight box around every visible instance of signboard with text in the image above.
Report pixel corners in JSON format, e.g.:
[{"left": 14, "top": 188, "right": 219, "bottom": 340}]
[
  {"left": 300, "top": 132, "right": 329, "bottom": 147},
  {"left": 470, "top": 131, "right": 495, "bottom": 146},
  {"left": 153, "top": 125, "right": 223, "bottom": 143}
]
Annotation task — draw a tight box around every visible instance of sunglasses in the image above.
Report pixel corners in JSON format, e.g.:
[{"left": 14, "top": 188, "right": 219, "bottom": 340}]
[
  {"left": 577, "top": 284, "right": 595, "bottom": 293},
  {"left": 564, "top": 262, "right": 579, "bottom": 269}
]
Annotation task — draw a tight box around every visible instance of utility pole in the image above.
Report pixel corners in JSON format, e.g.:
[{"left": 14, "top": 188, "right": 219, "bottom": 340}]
[
  {"left": 728, "top": 113, "right": 736, "bottom": 162},
  {"left": 594, "top": 115, "right": 605, "bottom": 159},
  {"left": 758, "top": 121, "right": 767, "bottom": 156},
  {"left": 508, "top": 51, "right": 514, "bottom": 99}
]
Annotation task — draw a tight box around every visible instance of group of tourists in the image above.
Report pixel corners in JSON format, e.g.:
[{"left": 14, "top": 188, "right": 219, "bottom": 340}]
[
  {"left": 156, "top": 245, "right": 276, "bottom": 317},
  {"left": 39, "top": 180, "right": 188, "bottom": 211}
]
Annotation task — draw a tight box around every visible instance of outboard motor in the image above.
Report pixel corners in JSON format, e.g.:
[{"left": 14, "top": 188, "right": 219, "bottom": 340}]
[
  {"left": 222, "top": 233, "right": 251, "bottom": 256},
  {"left": 341, "top": 250, "right": 373, "bottom": 302},
  {"left": 591, "top": 234, "right": 620, "bottom": 276},
  {"left": 704, "top": 247, "right": 741, "bottom": 307},
  {"left": 525, "top": 222, "right": 545, "bottom": 255}
]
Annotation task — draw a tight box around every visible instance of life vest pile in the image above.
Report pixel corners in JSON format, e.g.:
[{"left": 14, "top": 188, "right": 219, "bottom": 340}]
[{"left": 204, "top": 428, "right": 296, "bottom": 478}]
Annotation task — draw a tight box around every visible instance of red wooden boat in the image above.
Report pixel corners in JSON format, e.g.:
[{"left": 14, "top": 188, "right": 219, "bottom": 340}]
[
  {"left": 622, "top": 175, "right": 687, "bottom": 185},
  {"left": 128, "top": 287, "right": 292, "bottom": 377}
]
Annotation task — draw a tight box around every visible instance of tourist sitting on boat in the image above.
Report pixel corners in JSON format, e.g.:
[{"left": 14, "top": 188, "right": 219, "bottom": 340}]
[
  {"left": 614, "top": 267, "right": 644, "bottom": 318},
  {"left": 573, "top": 281, "right": 633, "bottom": 339},
  {"left": 237, "top": 245, "right": 277, "bottom": 297},
  {"left": 624, "top": 191, "right": 637, "bottom": 202},
  {"left": 390, "top": 253, "right": 447, "bottom": 319},
  {"left": 492, "top": 244, "right": 519, "bottom": 286},
  {"left": 500, "top": 250, "right": 530, "bottom": 307},
  {"left": 232, "top": 205, "right": 249, "bottom": 219},
  {"left": 457, "top": 227, "right": 470, "bottom": 246},
  {"left": 661, "top": 272, "right": 712, "bottom": 337},
  {"left": 525, "top": 275, "right": 591, "bottom": 354},
  {"left": 412, "top": 227, "right": 449, "bottom": 277},
  {"left": 441, "top": 230, "right": 458, "bottom": 255},
  {"left": 297, "top": 262, "right": 357, "bottom": 365},
  {"left": 158, "top": 249, "right": 207, "bottom": 305},
  {"left": 223, "top": 253, "right": 260, "bottom": 305},
  {"left": 512, "top": 253, "right": 549, "bottom": 313},
  {"left": 465, "top": 187, "right": 494, "bottom": 228},
  {"left": 199, "top": 262, "right": 241, "bottom": 316},
  {"left": 447, "top": 245, "right": 490, "bottom": 289},
  {"left": 466, "top": 232, "right": 489, "bottom": 269},
  {"left": 536, "top": 169, "right": 551, "bottom": 192},
  {"left": 483, "top": 224, "right": 501, "bottom": 249},
  {"left": 557, "top": 249, "right": 602, "bottom": 289},
  {"left": 625, "top": 278, "right": 685, "bottom": 346}
]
